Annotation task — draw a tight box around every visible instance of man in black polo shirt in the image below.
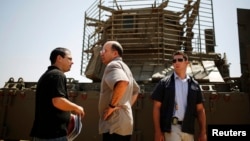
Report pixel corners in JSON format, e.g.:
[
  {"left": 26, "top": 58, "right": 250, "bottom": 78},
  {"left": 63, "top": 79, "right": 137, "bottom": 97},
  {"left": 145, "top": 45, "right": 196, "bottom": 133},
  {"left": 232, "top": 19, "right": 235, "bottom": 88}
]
[{"left": 30, "top": 47, "right": 85, "bottom": 141}]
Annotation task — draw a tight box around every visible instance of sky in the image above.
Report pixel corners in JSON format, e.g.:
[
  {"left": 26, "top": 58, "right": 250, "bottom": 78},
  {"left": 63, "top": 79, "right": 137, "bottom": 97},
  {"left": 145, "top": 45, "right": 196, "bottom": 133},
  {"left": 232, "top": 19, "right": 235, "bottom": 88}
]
[{"left": 0, "top": 0, "right": 250, "bottom": 87}]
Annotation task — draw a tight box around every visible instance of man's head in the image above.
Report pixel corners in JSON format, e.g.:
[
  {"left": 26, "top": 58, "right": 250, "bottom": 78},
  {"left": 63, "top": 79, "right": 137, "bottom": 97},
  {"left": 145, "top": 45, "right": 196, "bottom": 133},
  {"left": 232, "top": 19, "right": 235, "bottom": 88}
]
[
  {"left": 172, "top": 50, "right": 189, "bottom": 73},
  {"left": 100, "top": 41, "right": 123, "bottom": 65},
  {"left": 50, "top": 47, "right": 73, "bottom": 72}
]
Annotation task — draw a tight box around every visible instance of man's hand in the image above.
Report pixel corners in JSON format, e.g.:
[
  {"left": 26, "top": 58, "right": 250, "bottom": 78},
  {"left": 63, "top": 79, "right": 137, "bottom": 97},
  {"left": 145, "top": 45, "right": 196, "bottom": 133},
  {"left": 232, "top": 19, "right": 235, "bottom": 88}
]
[{"left": 103, "top": 106, "right": 120, "bottom": 120}]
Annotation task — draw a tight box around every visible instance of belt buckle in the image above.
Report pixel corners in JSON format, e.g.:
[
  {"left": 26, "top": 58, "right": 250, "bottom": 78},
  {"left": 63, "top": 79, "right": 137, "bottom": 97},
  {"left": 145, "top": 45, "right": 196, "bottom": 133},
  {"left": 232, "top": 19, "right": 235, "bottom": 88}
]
[{"left": 172, "top": 117, "right": 178, "bottom": 125}]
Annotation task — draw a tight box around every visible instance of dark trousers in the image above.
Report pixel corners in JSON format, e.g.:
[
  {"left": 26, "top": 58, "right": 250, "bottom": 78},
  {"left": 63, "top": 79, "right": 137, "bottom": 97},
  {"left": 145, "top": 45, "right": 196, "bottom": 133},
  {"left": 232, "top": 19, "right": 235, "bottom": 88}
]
[
  {"left": 32, "top": 136, "right": 67, "bottom": 141},
  {"left": 102, "top": 132, "right": 131, "bottom": 141}
]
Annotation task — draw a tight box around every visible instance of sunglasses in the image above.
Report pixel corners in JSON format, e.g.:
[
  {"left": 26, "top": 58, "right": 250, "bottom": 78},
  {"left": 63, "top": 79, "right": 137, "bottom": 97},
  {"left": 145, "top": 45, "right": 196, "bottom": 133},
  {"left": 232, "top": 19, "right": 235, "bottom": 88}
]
[{"left": 172, "top": 58, "right": 185, "bottom": 63}]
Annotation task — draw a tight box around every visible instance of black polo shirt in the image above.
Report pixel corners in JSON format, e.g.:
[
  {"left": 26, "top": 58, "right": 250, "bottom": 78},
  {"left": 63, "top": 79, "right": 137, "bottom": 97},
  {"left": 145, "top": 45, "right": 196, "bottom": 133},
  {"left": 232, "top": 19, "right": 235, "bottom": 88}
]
[{"left": 30, "top": 66, "right": 70, "bottom": 138}]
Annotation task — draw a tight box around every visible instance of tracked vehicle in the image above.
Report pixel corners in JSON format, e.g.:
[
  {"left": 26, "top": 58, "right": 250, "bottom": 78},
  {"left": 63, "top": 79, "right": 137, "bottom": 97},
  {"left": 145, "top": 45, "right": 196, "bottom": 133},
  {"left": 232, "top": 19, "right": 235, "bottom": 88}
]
[{"left": 1, "top": 0, "right": 250, "bottom": 141}]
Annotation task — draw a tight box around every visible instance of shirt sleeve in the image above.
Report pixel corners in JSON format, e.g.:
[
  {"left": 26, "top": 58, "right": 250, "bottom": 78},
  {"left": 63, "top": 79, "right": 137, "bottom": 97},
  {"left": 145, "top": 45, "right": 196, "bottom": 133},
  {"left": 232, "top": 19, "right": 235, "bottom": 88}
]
[
  {"left": 104, "top": 62, "right": 129, "bottom": 90},
  {"left": 53, "top": 74, "right": 67, "bottom": 98},
  {"left": 151, "top": 80, "right": 164, "bottom": 102}
]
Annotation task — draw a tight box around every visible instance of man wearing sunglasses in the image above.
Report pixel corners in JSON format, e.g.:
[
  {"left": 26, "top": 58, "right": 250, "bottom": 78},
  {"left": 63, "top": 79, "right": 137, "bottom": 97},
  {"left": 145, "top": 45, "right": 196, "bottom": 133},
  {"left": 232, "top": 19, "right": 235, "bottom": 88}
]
[{"left": 151, "top": 51, "right": 207, "bottom": 141}]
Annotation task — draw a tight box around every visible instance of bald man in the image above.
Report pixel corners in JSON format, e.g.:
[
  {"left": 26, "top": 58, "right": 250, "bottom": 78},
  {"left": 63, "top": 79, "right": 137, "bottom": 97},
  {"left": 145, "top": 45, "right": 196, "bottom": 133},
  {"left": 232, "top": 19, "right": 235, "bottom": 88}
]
[{"left": 99, "top": 41, "right": 140, "bottom": 141}]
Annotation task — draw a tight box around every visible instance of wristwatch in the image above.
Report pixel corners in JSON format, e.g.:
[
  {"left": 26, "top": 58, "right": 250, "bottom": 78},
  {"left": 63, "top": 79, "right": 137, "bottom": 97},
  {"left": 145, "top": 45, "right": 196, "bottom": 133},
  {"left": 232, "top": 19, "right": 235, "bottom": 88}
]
[{"left": 109, "top": 103, "right": 116, "bottom": 108}]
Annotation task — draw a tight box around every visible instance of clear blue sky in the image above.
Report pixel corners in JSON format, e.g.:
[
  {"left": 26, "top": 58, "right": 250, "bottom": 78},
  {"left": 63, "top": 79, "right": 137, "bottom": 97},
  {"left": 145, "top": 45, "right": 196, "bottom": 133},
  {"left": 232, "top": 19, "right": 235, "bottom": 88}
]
[{"left": 0, "top": 0, "right": 249, "bottom": 87}]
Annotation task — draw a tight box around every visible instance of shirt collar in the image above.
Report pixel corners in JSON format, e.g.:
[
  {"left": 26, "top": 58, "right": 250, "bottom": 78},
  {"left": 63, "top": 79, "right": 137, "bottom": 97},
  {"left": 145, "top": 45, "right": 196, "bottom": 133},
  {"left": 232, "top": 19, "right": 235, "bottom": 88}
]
[
  {"left": 174, "top": 72, "right": 190, "bottom": 81},
  {"left": 113, "top": 57, "right": 122, "bottom": 61}
]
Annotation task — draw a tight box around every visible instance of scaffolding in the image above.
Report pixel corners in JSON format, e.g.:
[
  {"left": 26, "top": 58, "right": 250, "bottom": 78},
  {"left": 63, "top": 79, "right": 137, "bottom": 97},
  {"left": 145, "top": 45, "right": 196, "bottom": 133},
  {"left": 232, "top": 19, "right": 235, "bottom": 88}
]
[{"left": 81, "top": 0, "right": 218, "bottom": 81}]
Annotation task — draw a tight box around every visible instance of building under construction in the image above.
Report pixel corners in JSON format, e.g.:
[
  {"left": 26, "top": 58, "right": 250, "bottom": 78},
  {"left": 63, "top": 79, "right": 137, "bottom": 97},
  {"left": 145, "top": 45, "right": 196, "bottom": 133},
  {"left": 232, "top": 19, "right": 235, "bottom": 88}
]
[{"left": 0, "top": 0, "right": 250, "bottom": 141}]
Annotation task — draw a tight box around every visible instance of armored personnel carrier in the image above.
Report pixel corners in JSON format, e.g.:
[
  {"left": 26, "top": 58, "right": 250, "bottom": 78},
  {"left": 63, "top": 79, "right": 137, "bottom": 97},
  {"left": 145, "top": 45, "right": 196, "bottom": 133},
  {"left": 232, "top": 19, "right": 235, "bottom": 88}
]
[{"left": 1, "top": 0, "right": 250, "bottom": 140}]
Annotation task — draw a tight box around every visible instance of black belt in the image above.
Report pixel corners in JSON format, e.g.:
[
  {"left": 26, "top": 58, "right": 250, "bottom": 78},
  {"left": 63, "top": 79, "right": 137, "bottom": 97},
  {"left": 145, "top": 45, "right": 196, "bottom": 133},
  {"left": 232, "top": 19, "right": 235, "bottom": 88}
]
[{"left": 172, "top": 117, "right": 182, "bottom": 125}]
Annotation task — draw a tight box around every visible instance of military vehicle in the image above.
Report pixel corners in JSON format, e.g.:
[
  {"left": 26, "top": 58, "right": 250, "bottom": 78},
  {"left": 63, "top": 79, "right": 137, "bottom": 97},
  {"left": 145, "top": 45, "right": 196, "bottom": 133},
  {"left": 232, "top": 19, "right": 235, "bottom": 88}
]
[{"left": 1, "top": 0, "right": 249, "bottom": 140}]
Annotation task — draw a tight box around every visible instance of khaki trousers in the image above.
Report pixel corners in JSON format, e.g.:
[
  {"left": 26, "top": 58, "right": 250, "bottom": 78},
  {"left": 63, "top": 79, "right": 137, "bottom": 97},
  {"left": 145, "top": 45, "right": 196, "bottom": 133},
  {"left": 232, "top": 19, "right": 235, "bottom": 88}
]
[{"left": 164, "top": 125, "right": 194, "bottom": 141}]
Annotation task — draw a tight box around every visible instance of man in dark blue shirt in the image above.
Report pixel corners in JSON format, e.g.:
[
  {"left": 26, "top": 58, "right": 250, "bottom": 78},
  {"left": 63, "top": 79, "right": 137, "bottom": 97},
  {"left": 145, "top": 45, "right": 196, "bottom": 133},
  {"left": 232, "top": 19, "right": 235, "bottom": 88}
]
[{"left": 151, "top": 51, "right": 207, "bottom": 141}]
